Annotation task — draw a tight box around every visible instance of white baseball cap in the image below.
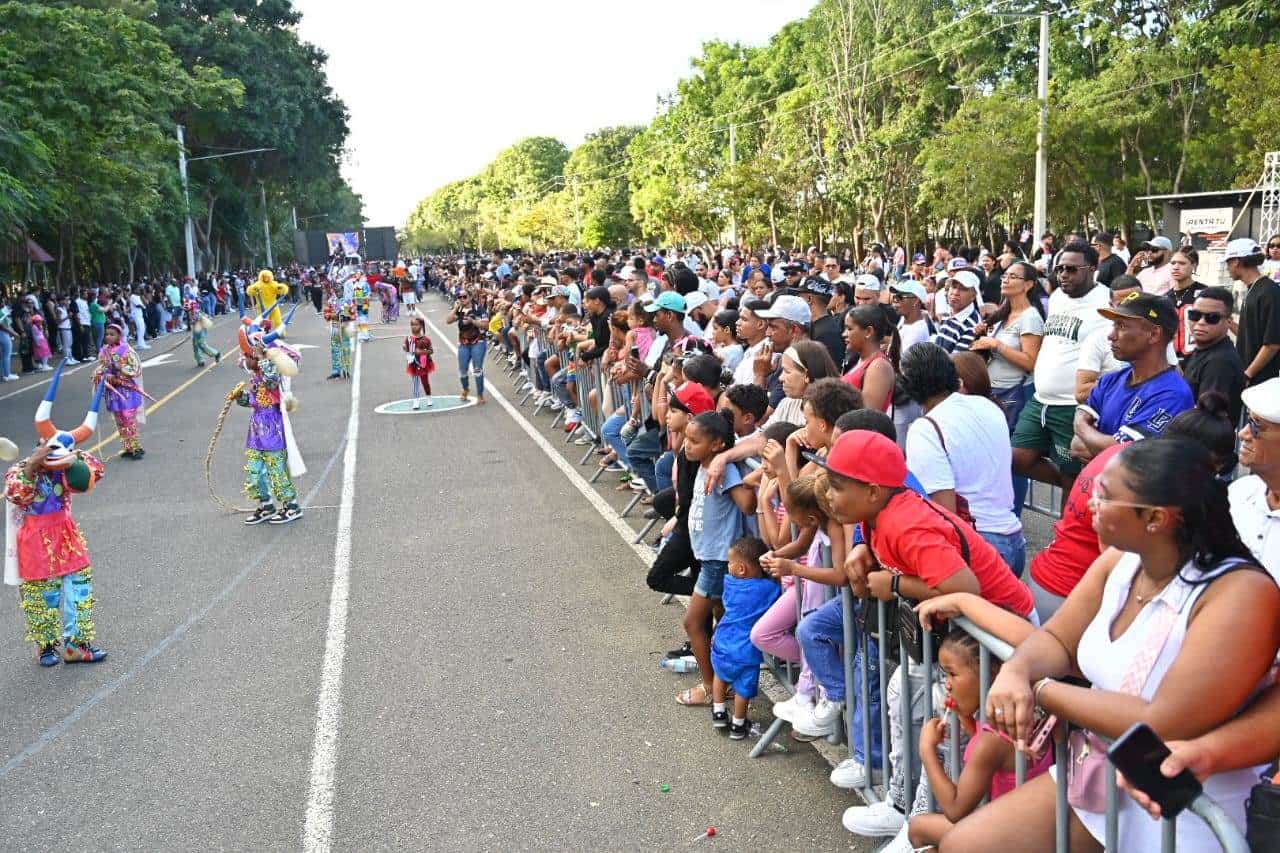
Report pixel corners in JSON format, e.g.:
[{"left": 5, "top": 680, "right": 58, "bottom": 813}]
[
  {"left": 889, "top": 280, "right": 928, "bottom": 301},
  {"left": 1243, "top": 377, "right": 1280, "bottom": 423},
  {"left": 854, "top": 273, "right": 882, "bottom": 292},
  {"left": 1223, "top": 237, "right": 1263, "bottom": 263},
  {"left": 684, "top": 291, "right": 710, "bottom": 312},
  {"left": 755, "top": 294, "right": 811, "bottom": 326}
]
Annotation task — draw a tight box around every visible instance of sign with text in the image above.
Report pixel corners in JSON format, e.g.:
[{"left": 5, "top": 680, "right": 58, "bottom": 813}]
[{"left": 1179, "top": 207, "right": 1233, "bottom": 249}]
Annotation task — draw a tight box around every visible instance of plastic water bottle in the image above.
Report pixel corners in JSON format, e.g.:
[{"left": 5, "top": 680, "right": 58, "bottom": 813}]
[{"left": 660, "top": 656, "right": 699, "bottom": 673}]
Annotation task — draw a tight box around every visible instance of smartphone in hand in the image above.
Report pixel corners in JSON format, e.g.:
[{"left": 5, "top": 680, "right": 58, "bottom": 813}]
[{"left": 1108, "top": 722, "right": 1202, "bottom": 819}]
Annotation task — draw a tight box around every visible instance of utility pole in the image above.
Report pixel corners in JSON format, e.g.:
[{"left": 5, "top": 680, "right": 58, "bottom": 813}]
[
  {"left": 291, "top": 205, "right": 298, "bottom": 230},
  {"left": 728, "top": 123, "right": 738, "bottom": 247},
  {"left": 1032, "top": 6, "right": 1050, "bottom": 244},
  {"left": 571, "top": 176, "right": 582, "bottom": 245},
  {"left": 261, "top": 184, "right": 273, "bottom": 269},
  {"left": 177, "top": 125, "right": 197, "bottom": 281}
]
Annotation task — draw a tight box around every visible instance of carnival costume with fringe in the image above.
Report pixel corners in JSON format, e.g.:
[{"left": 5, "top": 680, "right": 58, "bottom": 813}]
[{"left": 3, "top": 361, "right": 108, "bottom": 664}]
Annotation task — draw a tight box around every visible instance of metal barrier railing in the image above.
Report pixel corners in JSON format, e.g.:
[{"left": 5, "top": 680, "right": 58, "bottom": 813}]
[{"left": 824, "top": 601, "right": 1252, "bottom": 852}]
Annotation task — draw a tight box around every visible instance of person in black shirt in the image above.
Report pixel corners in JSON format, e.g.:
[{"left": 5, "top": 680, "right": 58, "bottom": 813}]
[
  {"left": 1227, "top": 238, "right": 1280, "bottom": 386},
  {"left": 1182, "top": 287, "right": 1246, "bottom": 424},
  {"left": 1092, "top": 231, "right": 1127, "bottom": 287},
  {"left": 797, "top": 276, "right": 845, "bottom": 367}
]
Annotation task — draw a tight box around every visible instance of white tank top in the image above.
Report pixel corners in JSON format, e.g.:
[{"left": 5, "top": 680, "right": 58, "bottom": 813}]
[{"left": 1070, "top": 551, "right": 1268, "bottom": 850}]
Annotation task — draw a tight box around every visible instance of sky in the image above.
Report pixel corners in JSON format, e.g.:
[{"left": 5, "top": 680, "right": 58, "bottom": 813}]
[{"left": 293, "top": 0, "right": 816, "bottom": 228}]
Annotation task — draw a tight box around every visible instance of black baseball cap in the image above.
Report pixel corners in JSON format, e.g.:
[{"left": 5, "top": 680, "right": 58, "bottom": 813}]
[{"left": 1098, "top": 292, "right": 1178, "bottom": 336}]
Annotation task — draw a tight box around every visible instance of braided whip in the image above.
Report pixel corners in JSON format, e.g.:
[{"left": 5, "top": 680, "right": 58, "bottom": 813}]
[{"left": 205, "top": 381, "right": 255, "bottom": 513}]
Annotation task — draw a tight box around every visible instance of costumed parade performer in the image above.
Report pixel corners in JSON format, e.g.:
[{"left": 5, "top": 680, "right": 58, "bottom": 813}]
[
  {"left": 324, "top": 301, "right": 353, "bottom": 380},
  {"left": 404, "top": 314, "right": 435, "bottom": 409},
  {"left": 351, "top": 274, "right": 372, "bottom": 342},
  {"left": 93, "top": 323, "right": 150, "bottom": 459},
  {"left": 184, "top": 298, "right": 222, "bottom": 367},
  {"left": 4, "top": 362, "right": 108, "bottom": 666},
  {"left": 396, "top": 263, "right": 418, "bottom": 314},
  {"left": 377, "top": 278, "right": 400, "bottom": 324},
  {"left": 235, "top": 305, "right": 306, "bottom": 525},
  {"left": 247, "top": 269, "right": 289, "bottom": 334}
]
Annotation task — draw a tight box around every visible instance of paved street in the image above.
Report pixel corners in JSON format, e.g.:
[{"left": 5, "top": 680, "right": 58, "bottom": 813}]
[{"left": 0, "top": 297, "right": 871, "bottom": 851}]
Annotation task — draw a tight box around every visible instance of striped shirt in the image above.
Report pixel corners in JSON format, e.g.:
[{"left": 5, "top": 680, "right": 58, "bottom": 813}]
[{"left": 934, "top": 303, "right": 980, "bottom": 353}]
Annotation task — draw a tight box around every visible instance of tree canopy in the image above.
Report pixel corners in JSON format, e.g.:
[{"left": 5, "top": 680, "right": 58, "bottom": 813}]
[
  {"left": 1, "top": 0, "right": 362, "bottom": 286},
  {"left": 404, "top": 0, "right": 1280, "bottom": 254}
]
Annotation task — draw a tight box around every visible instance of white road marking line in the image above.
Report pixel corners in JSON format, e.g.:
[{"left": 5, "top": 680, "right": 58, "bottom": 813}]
[
  {"left": 140, "top": 352, "right": 177, "bottom": 368},
  {"left": 422, "top": 314, "right": 654, "bottom": 567},
  {"left": 301, "top": 337, "right": 362, "bottom": 852}
]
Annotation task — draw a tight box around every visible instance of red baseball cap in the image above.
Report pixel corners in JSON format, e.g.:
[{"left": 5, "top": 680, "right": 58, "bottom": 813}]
[
  {"left": 668, "top": 382, "right": 716, "bottom": 416},
  {"left": 806, "top": 430, "right": 907, "bottom": 488}
]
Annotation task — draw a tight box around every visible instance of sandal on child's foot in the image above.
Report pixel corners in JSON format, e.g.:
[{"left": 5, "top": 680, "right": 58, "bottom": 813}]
[{"left": 676, "top": 684, "right": 711, "bottom": 706}]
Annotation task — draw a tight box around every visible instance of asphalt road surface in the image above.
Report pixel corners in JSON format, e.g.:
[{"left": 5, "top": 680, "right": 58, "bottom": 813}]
[{"left": 0, "top": 298, "right": 873, "bottom": 852}]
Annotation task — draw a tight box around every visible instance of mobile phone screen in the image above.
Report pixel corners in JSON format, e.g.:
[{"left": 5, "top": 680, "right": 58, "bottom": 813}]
[{"left": 1107, "top": 722, "right": 1202, "bottom": 819}]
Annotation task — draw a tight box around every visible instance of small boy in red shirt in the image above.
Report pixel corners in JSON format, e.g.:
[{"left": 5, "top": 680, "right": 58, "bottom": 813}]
[{"left": 811, "top": 430, "right": 1035, "bottom": 620}]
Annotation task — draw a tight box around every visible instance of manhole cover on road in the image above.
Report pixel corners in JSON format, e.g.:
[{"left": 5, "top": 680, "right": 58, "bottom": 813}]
[{"left": 373, "top": 396, "right": 477, "bottom": 415}]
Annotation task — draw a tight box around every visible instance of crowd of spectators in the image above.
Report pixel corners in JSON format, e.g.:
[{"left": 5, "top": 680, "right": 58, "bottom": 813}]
[
  {"left": 0, "top": 265, "right": 330, "bottom": 379},
  {"left": 429, "top": 232, "right": 1280, "bottom": 851}
]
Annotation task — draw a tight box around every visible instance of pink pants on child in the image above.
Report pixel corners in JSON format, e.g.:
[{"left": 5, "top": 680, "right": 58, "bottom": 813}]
[{"left": 750, "top": 577, "right": 831, "bottom": 699}]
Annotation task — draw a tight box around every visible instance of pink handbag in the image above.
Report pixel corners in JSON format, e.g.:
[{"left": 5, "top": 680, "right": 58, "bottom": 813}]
[{"left": 1067, "top": 600, "right": 1178, "bottom": 813}]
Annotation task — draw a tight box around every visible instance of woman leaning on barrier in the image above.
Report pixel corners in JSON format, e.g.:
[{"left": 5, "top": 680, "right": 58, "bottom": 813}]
[{"left": 942, "top": 438, "right": 1280, "bottom": 853}]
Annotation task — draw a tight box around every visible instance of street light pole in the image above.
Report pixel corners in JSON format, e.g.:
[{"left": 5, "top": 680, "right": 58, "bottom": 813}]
[
  {"left": 261, "top": 183, "right": 274, "bottom": 269},
  {"left": 176, "top": 125, "right": 197, "bottom": 281},
  {"left": 1032, "top": 6, "right": 1050, "bottom": 243}
]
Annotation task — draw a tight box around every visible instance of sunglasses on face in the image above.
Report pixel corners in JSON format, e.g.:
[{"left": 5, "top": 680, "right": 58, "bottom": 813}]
[
  {"left": 1054, "top": 264, "right": 1083, "bottom": 275},
  {"left": 1187, "top": 310, "right": 1224, "bottom": 324},
  {"left": 1269, "top": 243, "right": 1280, "bottom": 250}
]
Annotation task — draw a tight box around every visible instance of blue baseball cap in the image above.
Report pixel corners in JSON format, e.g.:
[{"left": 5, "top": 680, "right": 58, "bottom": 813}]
[{"left": 644, "top": 291, "right": 686, "bottom": 314}]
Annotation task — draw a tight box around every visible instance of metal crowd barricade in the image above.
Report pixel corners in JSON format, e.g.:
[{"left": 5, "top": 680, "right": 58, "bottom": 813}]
[
  {"left": 822, "top": 598, "right": 1250, "bottom": 852},
  {"left": 1024, "top": 478, "right": 1063, "bottom": 519},
  {"left": 571, "top": 359, "right": 606, "bottom": 464},
  {"left": 530, "top": 327, "right": 553, "bottom": 415}
]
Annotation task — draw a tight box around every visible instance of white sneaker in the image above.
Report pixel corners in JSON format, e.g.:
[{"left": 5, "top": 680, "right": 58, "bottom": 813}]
[
  {"left": 425, "top": 398, "right": 433, "bottom": 407},
  {"left": 412, "top": 400, "right": 420, "bottom": 410},
  {"left": 550, "top": 401, "right": 565, "bottom": 412},
  {"left": 829, "top": 757, "right": 870, "bottom": 789},
  {"left": 3, "top": 374, "right": 17, "bottom": 381},
  {"left": 791, "top": 696, "right": 843, "bottom": 737},
  {"left": 565, "top": 409, "right": 581, "bottom": 426},
  {"left": 771, "top": 693, "right": 814, "bottom": 724},
  {"left": 841, "top": 799, "right": 905, "bottom": 837},
  {"left": 876, "top": 822, "right": 914, "bottom": 853}
]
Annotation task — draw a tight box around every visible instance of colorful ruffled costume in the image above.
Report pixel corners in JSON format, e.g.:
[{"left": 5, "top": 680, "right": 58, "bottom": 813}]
[
  {"left": 235, "top": 304, "right": 306, "bottom": 525},
  {"left": 93, "top": 325, "right": 147, "bottom": 458},
  {"left": 403, "top": 331, "right": 435, "bottom": 407},
  {"left": 324, "top": 302, "right": 353, "bottom": 380},
  {"left": 184, "top": 298, "right": 221, "bottom": 367},
  {"left": 4, "top": 360, "right": 109, "bottom": 665}
]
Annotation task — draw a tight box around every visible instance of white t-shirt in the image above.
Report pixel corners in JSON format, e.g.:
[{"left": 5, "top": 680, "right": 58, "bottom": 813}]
[
  {"left": 75, "top": 298, "right": 90, "bottom": 325},
  {"left": 130, "top": 294, "right": 145, "bottom": 314},
  {"left": 1034, "top": 285, "right": 1112, "bottom": 406},
  {"left": 905, "top": 393, "right": 1021, "bottom": 535},
  {"left": 699, "top": 278, "right": 720, "bottom": 302},
  {"left": 988, "top": 308, "right": 1044, "bottom": 389},
  {"left": 1229, "top": 475, "right": 1280, "bottom": 582},
  {"left": 733, "top": 339, "right": 766, "bottom": 387},
  {"left": 682, "top": 316, "right": 705, "bottom": 338},
  {"left": 898, "top": 316, "right": 932, "bottom": 353}
]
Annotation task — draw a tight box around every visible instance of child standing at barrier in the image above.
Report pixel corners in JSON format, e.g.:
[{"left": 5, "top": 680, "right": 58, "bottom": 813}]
[
  {"left": 711, "top": 536, "right": 781, "bottom": 739},
  {"left": 403, "top": 315, "right": 435, "bottom": 410},
  {"left": 906, "top": 616, "right": 1052, "bottom": 851},
  {"left": 757, "top": 475, "right": 848, "bottom": 735},
  {"left": 676, "top": 410, "right": 756, "bottom": 707}
]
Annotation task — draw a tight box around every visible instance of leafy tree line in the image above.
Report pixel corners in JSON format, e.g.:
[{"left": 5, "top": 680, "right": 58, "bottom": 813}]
[
  {"left": 1, "top": 0, "right": 363, "bottom": 288},
  {"left": 404, "top": 0, "right": 1279, "bottom": 255}
]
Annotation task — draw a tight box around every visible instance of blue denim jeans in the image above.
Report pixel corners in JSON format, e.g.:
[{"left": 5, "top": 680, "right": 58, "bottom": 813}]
[
  {"left": 0, "top": 330, "right": 12, "bottom": 376},
  {"left": 601, "top": 413, "right": 632, "bottom": 470},
  {"left": 797, "top": 596, "right": 883, "bottom": 766},
  {"left": 457, "top": 340, "right": 487, "bottom": 395},
  {"left": 655, "top": 450, "right": 674, "bottom": 494},
  {"left": 626, "top": 426, "right": 662, "bottom": 494},
  {"left": 980, "top": 528, "right": 1027, "bottom": 578},
  {"left": 533, "top": 351, "right": 551, "bottom": 392},
  {"left": 551, "top": 367, "right": 573, "bottom": 408},
  {"left": 993, "top": 380, "right": 1032, "bottom": 515}
]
